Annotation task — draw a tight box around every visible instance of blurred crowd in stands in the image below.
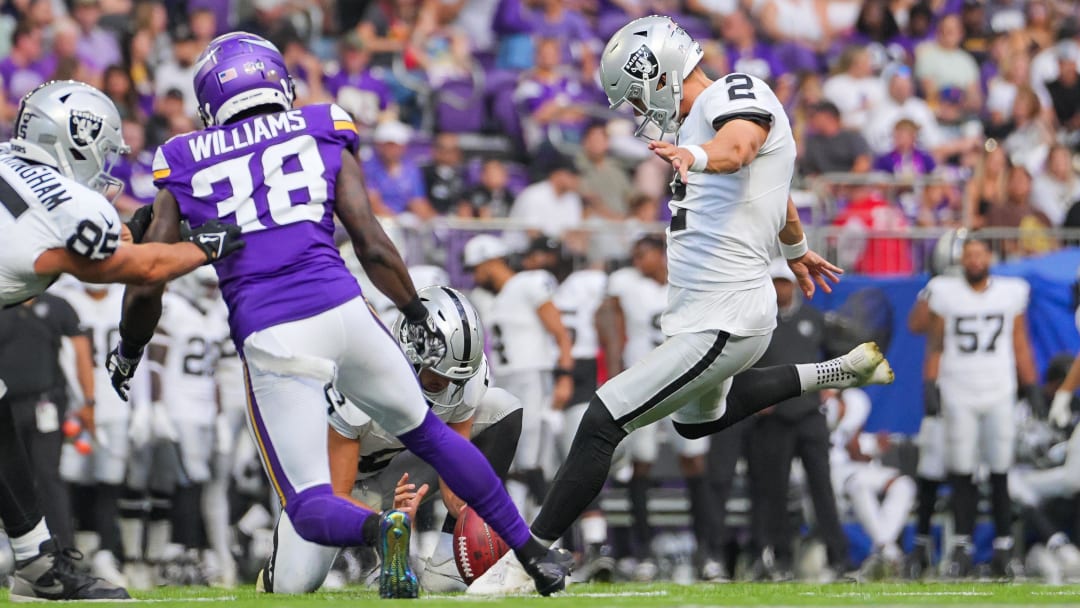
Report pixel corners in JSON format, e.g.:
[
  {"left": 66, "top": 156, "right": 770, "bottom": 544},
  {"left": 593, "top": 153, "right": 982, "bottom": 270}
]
[{"left": 5, "top": 0, "right": 1080, "bottom": 271}]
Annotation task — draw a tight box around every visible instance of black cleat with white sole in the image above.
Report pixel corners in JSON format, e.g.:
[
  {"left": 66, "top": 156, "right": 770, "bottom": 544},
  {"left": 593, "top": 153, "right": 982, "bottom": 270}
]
[
  {"left": 522, "top": 547, "right": 574, "bottom": 596},
  {"left": 10, "top": 538, "right": 131, "bottom": 602}
]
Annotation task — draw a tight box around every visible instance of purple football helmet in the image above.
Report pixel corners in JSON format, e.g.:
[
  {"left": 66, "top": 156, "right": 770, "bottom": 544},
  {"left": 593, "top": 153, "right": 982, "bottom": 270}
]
[{"left": 193, "top": 32, "right": 295, "bottom": 126}]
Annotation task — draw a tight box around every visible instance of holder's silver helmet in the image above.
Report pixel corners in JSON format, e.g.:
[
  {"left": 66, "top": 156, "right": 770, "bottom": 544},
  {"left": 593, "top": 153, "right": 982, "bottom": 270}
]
[
  {"left": 393, "top": 286, "right": 485, "bottom": 407},
  {"left": 10, "top": 80, "right": 129, "bottom": 197},
  {"left": 600, "top": 15, "right": 703, "bottom": 138}
]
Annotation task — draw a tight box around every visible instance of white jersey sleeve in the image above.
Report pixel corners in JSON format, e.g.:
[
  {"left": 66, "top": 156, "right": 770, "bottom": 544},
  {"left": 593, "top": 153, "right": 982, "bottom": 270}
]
[
  {"left": 0, "top": 145, "right": 121, "bottom": 306},
  {"left": 605, "top": 267, "right": 636, "bottom": 301}
]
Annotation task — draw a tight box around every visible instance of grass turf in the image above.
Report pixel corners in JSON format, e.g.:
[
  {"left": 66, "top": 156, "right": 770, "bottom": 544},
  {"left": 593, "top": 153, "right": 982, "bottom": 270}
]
[{"left": 3, "top": 582, "right": 1080, "bottom": 606}]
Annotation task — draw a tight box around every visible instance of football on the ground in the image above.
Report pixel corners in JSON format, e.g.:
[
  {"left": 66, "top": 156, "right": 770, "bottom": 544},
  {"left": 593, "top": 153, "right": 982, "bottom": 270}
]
[{"left": 453, "top": 505, "right": 510, "bottom": 584}]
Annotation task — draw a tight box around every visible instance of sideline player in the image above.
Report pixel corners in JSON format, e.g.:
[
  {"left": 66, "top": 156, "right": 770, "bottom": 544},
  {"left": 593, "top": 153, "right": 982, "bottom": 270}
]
[
  {"left": 599, "top": 234, "right": 718, "bottom": 581},
  {"left": 468, "top": 16, "right": 894, "bottom": 594},
  {"left": 824, "top": 388, "right": 915, "bottom": 580},
  {"left": 924, "top": 236, "right": 1040, "bottom": 579},
  {"left": 0, "top": 80, "right": 242, "bottom": 601},
  {"left": 463, "top": 235, "right": 575, "bottom": 515},
  {"left": 111, "top": 33, "right": 571, "bottom": 598},
  {"left": 262, "top": 286, "right": 523, "bottom": 594}
]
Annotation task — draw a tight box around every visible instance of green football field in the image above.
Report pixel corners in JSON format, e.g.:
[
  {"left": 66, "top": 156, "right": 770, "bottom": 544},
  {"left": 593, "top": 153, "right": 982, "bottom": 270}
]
[{"left": 4, "top": 583, "right": 1080, "bottom": 606}]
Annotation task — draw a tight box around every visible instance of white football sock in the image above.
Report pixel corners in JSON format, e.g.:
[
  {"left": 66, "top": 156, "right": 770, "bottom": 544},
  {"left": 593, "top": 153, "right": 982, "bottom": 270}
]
[
  {"left": 506, "top": 480, "right": 529, "bottom": 516},
  {"left": 878, "top": 476, "right": 916, "bottom": 548},
  {"left": 581, "top": 514, "right": 608, "bottom": 545},
  {"left": 796, "top": 359, "right": 859, "bottom": 392},
  {"left": 430, "top": 532, "right": 454, "bottom": 563},
  {"left": 11, "top": 519, "right": 51, "bottom": 561},
  {"left": 845, "top": 480, "right": 883, "bottom": 546},
  {"left": 119, "top": 517, "right": 145, "bottom": 562},
  {"left": 145, "top": 520, "right": 171, "bottom": 563},
  {"left": 202, "top": 473, "right": 232, "bottom": 566}
]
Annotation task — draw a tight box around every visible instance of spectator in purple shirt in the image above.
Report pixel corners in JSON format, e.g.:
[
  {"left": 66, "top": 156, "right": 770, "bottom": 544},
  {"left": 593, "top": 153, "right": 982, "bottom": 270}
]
[
  {"left": 530, "top": 0, "right": 599, "bottom": 64},
  {"left": 0, "top": 22, "right": 55, "bottom": 117},
  {"left": 324, "top": 32, "right": 396, "bottom": 130},
  {"left": 113, "top": 119, "right": 156, "bottom": 217},
  {"left": 720, "top": 10, "right": 787, "bottom": 84},
  {"left": 72, "top": 0, "right": 121, "bottom": 75},
  {"left": 845, "top": 0, "right": 913, "bottom": 68},
  {"left": 362, "top": 121, "right": 438, "bottom": 219},
  {"left": 873, "top": 118, "right": 936, "bottom": 179},
  {"left": 514, "top": 37, "right": 593, "bottom": 150}
]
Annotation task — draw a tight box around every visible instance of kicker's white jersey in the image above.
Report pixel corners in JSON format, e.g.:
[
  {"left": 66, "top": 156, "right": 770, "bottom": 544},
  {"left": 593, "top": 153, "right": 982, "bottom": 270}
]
[
  {"left": 607, "top": 267, "right": 666, "bottom": 367},
  {"left": 927, "top": 275, "right": 1029, "bottom": 398},
  {"left": 329, "top": 356, "right": 492, "bottom": 478},
  {"left": 58, "top": 285, "right": 127, "bottom": 420},
  {"left": 663, "top": 73, "right": 794, "bottom": 337},
  {"left": 826, "top": 388, "right": 872, "bottom": 470},
  {"left": 554, "top": 269, "right": 607, "bottom": 360},
  {"left": 154, "top": 292, "right": 227, "bottom": 423},
  {"left": 0, "top": 144, "right": 122, "bottom": 307},
  {"left": 486, "top": 270, "right": 558, "bottom": 375}
]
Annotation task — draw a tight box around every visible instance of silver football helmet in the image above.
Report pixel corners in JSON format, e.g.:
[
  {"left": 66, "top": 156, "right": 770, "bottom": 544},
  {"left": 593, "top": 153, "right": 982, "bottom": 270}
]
[
  {"left": 600, "top": 15, "right": 703, "bottom": 138},
  {"left": 929, "top": 227, "right": 969, "bottom": 276},
  {"left": 10, "top": 80, "right": 129, "bottom": 198},
  {"left": 393, "top": 285, "right": 485, "bottom": 407}
]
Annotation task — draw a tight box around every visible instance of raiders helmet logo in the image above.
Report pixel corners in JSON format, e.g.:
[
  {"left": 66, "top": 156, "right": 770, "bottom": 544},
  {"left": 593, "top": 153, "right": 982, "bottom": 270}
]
[
  {"left": 69, "top": 110, "right": 103, "bottom": 147},
  {"left": 623, "top": 45, "right": 659, "bottom": 80}
]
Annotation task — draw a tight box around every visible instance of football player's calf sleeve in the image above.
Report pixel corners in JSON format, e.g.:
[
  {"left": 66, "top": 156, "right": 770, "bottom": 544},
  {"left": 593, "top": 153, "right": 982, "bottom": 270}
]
[
  {"left": 673, "top": 365, "right": 800, "bottom": 439},
  {"left": 397, "top": 410, "right": 532, "bottom": 550},
  {"left": 989, "top": 473, "right": 1013, "bottom": 539},
  {"left": 949, "top": 474, "right": 978, "bottom": 537},
  {"left": 915, "top": 477, "right": 940, "bottom": 536},
  {"left": 94, "top": 483, "right": 124, "bottom": 555},
  {"left": 283, "top": 485, "right": 379, "bottom": 547},
  {"left": 686, "top": 475, "right": 712, "bottom": 550},
  {"left": 531, "top": 398, "right": 627, "bottom": 544},
  {"left": 442, "top": 410, "right": 525, "bottom": 535},
  {"left": 172, "top": 484, "right": 206, "bottom": 548},
  {"left": 0, "top": 399, "right": 43, "bottom": 537},
  {"left": 1022, "top": 505, "right": 1059, "bottom": 542},
  {"left": 628, "top": 474, "right": 652, "bottom": 557}
]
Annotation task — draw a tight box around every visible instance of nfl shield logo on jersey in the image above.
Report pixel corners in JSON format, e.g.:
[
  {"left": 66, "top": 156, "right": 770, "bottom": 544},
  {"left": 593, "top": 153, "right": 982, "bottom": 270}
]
[
  {"left": 69, "top": 110, "right": 103, "bottom": 147},
  {"left": 623, "top": 45, "right": 659, "bottom": 80}
]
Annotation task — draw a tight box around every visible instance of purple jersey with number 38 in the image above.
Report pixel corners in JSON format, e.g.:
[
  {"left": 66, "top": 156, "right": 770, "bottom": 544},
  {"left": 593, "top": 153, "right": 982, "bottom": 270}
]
[{"left": 152, "top": 103, "right": 362, "bottom": 344}]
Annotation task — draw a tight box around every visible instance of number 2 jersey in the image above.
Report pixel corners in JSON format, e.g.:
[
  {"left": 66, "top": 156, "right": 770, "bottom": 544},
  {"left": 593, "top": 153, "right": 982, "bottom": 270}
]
[
  {"left": 0, "top": 143, "right": 121, "bottom": 307},
  {"left": 152, "top": 104, "right": 362, "bottom": 345},
  {"left": 927, "top": 275, "right": 1029, "bottom": 399},
  {"left": 665, "top": 73, "right": 795, "bottom": 338}
]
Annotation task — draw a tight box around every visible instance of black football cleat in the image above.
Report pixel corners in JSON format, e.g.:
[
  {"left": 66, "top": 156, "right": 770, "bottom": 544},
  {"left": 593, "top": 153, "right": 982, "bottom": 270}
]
[
  {"left": 10, "top": 538, "right": 131, "bottom": 602},
  {"left": 522, "top": 547, "right": 574, "bottom": 596}
]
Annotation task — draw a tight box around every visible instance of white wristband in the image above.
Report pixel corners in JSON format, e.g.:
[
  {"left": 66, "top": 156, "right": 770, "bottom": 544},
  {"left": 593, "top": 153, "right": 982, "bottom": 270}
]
[
  {"left": 683, "top": 145, "right": 708, "bottom": 173},
  {"left": 780, "top": 236, "right": 808, "bottom": 260}
]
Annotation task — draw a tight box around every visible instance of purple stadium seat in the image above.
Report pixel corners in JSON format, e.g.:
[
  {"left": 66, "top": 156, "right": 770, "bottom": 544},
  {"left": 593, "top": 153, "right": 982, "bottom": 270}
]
[{"left": 435, "top": 78, "right": 485, "bottom": 133}]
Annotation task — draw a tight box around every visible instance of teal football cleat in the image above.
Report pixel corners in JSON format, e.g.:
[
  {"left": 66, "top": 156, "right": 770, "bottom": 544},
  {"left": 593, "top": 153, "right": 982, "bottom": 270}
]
[{"left": 379, "top": 510, "right": 419, "bottom": 599}]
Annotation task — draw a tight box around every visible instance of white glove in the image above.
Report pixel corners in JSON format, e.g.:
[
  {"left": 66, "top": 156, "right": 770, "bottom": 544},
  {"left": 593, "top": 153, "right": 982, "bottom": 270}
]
[
  {"left": 541, "top": 408, "right": 564, "bottom": 437},
  {"left": 151, "top": 401, "right": 179, "bottom": 442},
  {"left": 1049, "top": 391, "right": 1073, "bottom": 429},
  {"left": 214, "top": 412, "right": 235, "bottom": 456},
  {"left": 128, "top": 401, "right": 152, "bottom": 449}
]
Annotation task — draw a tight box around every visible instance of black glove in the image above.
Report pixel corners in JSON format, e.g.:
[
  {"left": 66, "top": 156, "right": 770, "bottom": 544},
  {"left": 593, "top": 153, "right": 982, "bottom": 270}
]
[
  {"left": 125, "top": 204, "right": 154, "bottom": 244},
  {"left": 106, "top": 342, "right": 143, "bottom": 402},
  {"left": 398, "top": 296, "right": 446, "bottom": 368},
  {"left": 923, "top": 382, "right": 941, "bottom": 418},
  {"left": 188, "top": 220, "right": 245, "bottom": 263},
  {"left": 1022, "top": 384, "right": 1048, "bottom": 419}
]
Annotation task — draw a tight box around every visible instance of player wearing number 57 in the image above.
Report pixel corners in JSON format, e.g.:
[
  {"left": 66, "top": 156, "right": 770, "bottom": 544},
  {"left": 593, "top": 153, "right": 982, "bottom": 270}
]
[{"left": 114, "top": 32, "right": 572, "bottom": 598}]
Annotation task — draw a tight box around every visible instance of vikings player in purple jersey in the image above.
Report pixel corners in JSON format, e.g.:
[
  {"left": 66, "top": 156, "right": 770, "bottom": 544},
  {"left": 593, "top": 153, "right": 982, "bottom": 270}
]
[{"left": 107, "top": 33, "right": 572, "bottom": 597}]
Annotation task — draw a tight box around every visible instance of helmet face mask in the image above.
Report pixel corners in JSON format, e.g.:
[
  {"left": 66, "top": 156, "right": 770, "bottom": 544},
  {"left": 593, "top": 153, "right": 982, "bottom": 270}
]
[
  {"left": 393, "top": 286, "right": 485, "bottom": 408},
  {"left": 11, "top": 80, "right": 130, "bottom": 196},
  {"left": 600, "top": 16, "right": 702, "bottom": 140}
]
